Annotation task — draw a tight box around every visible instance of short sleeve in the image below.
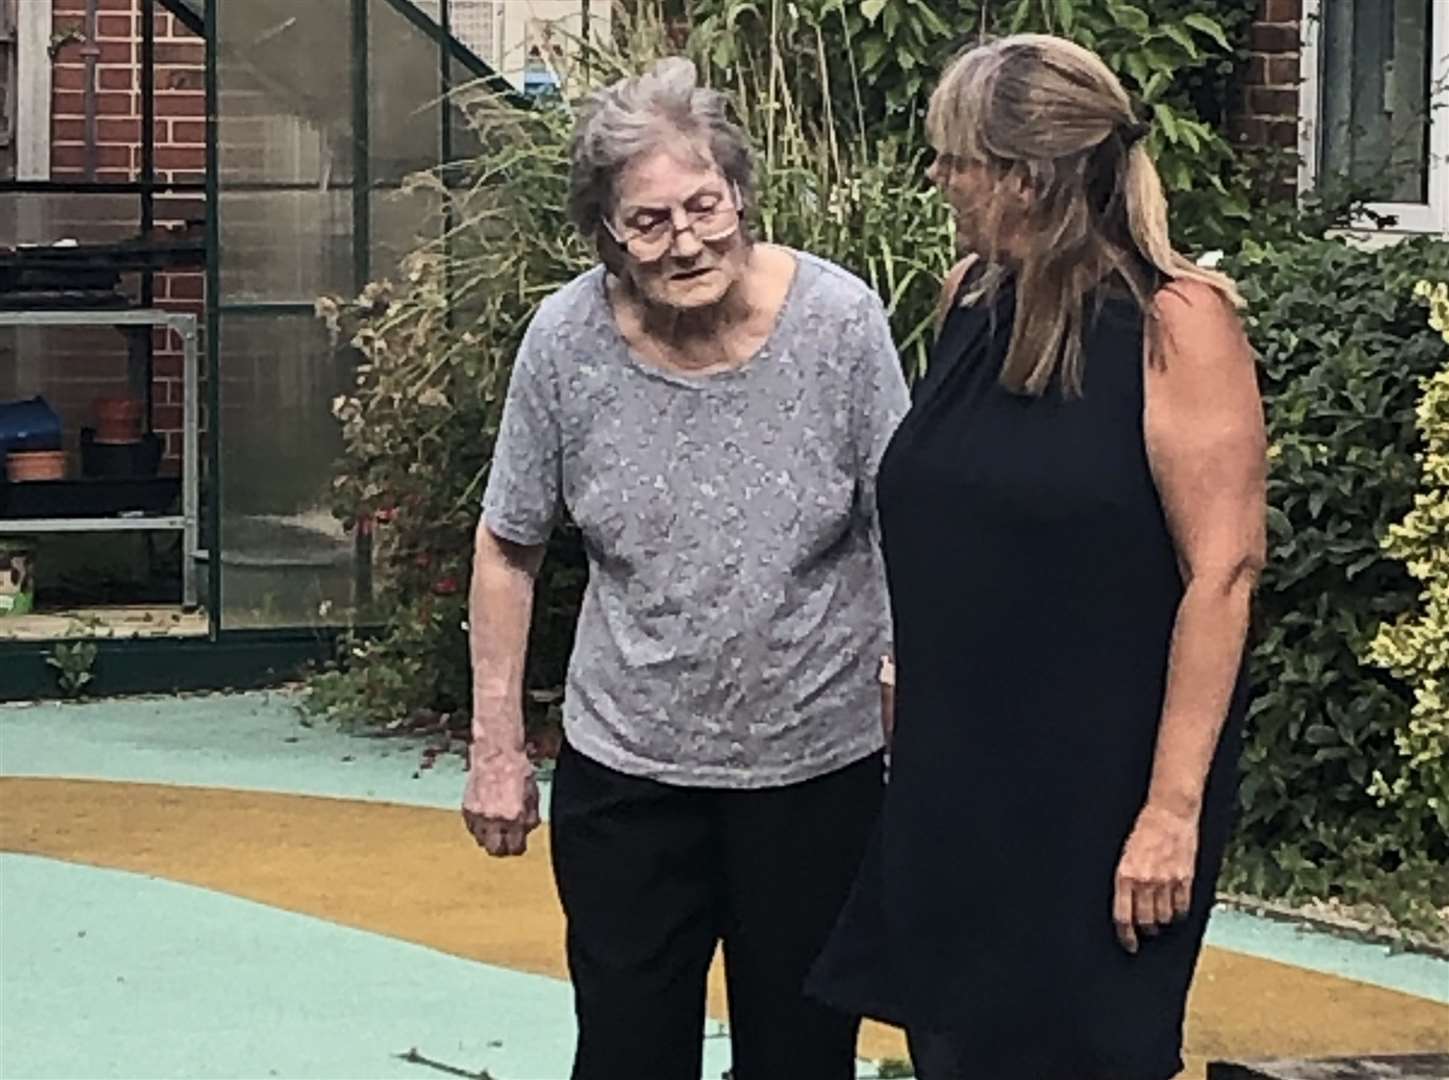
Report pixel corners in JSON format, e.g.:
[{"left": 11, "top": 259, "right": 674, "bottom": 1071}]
[
  {"left": 481, "top": 320, "right": 562, "bottom": 546},
  {"left": 853, "top": 293, "right": 911, "bottom": 527}
]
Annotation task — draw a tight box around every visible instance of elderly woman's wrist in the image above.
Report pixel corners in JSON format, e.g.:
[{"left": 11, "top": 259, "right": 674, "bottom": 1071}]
[{"left": 469, "top": 703, "right": 525, "bottom": 751}]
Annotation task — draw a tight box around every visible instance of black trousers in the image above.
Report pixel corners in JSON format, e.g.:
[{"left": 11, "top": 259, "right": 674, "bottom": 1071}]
[{"left": 550, "top": 740, "right": 884, "bottom": 1080}]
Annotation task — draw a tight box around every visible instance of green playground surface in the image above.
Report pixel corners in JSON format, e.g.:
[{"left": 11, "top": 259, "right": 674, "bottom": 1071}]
[{"left": 2, "top": 693, "right": 1445, "bottom": 1080}]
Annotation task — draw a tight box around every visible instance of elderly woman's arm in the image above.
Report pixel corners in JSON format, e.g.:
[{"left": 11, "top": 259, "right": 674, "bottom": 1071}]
[
  {"left": 1113, "top": 280, "right": 1267, "bottom": 954},
  {"left": 461, "top": 523, "right": 547, "bottom": 857},
  {"left": 462, "top": 315, "right": 561, "bottom": 857},
  {"left": 854, "top": 292, "right": 912, "bottom": 747}
]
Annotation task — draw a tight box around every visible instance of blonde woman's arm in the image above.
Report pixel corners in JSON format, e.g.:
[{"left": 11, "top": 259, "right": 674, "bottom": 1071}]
[{"left": 1114, "top": 280, "right": 1267, "bottom": 954}]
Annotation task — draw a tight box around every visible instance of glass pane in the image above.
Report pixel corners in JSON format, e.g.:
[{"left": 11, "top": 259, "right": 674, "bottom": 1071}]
[
  {"left": 219, "top": 188, "right": 353, "bottom": 304},
  {"left": 0, "top": 325, "right": 137, "bottom": 457},
  {"left": 217, "top": 0, "right": 355, "bottom": 185},
  {"left": 1320, "top": 0, "right": 1433, "bottom": 204},
  {"left": 370, "top": 0, "right": 445, "bottom": 184},
  {"left": 447, "top": 55, "right": 487, "bottom": 162},
  {"left": 0, "top": 192, "right": 143, "bottom": 248},
  {"left": 372, "top": 186, "right": 443, "bottom": 279},
  {"left": 216, "top": 314, "right": 357, "bottom": 628},
  {"left": 216, "top": 0, "right": 356, "bottom": 302}
]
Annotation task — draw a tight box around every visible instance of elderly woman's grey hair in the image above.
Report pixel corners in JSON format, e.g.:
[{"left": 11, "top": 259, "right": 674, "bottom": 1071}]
[{"left": 568, "top": 57, "right": 755, "bottom": 273}]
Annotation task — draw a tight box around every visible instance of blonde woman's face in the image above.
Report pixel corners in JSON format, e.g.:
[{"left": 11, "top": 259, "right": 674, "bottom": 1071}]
[{"left": 928, "top": 149, "right": 1027, "bottom": 255}]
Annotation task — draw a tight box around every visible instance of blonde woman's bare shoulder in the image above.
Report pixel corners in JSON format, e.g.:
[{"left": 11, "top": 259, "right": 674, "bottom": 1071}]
[
  {"left": 942, "top": 255, "right": 980, "bottom": 304},
  {"left": 1149, "top": 277, "right": 1251, "bottom": 372},
  {"left": 935, "top": 255, "right": 981, "bottom": 333}
]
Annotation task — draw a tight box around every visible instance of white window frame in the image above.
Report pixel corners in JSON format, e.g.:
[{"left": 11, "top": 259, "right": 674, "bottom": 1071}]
[{"left": 1299, "top": 0, "right": 1449, "bottom": 237}]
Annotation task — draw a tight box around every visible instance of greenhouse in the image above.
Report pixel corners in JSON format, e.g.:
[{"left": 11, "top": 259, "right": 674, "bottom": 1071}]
[{"left": 0, "top": 0, "right": 595, "bottom": 696}]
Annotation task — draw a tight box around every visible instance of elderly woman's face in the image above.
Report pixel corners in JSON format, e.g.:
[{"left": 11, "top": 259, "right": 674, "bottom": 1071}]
[{"left": 611, "top": 146, "right": 747, "bottom": 310}]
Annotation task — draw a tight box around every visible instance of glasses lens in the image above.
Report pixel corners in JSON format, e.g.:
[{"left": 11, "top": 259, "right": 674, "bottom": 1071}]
[
  {"left": 620, "top": 198, "right": 740, "bottom": 259},
  {"left": 627, "top": 230, "right": 673, "bottom": 260},
  {"left": 692, "top": 205, "right": 739, "bottom": 242}
]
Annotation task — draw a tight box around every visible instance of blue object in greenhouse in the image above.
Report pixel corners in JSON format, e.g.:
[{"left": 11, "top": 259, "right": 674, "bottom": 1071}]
[
  {"left": 0, "top": 397, "right": 63, "bottom": 456},
  {"left": 523, "top": 47, "right": 560, "bottom": 99}
]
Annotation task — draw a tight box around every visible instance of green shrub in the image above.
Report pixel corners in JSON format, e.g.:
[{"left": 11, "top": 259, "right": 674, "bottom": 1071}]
[
  {"left": 1364, "top": 282, "right": 1449, "bottom": 852},
  {"left": 302, "top": 6, "right": 951, "bottom": 736},
  {"left": 689, "top": 0, "right": 1255, "bottom": 250},
  {"left": 303, "top": 97, "right": 592, "bottom": 743},
  {"left": 303, "top": 2, "right": 1448, "bottom": 933},
  {"left": 1222, "top": 237, "right": 1449, "bottom": 930}
]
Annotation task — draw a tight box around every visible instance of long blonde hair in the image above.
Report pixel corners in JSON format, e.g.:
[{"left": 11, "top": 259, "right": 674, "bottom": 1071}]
[{"left": 927, "top": 34, "right": 1240, "bottom": 396}]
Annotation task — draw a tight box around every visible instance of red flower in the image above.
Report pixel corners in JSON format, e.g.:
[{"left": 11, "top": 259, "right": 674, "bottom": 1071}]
[{"left": 433, "top": 576, "right": 461, "bottom": 596}]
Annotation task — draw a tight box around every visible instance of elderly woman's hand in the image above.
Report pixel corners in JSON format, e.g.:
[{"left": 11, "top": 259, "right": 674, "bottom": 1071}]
[
  {"left": 1111, "top": 802, "right": 1198, "bottom": 954},
  {"left": 879, "top": 655, "right": 896, "bottom": 748},
  {"left": 462, "top": 749, "right": 541, "bottom": 857}
]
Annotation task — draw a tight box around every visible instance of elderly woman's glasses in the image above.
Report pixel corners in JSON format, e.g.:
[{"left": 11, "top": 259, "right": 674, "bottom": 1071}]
[{"left": 604, "top": 184, "right": 743, "bottom": 261}]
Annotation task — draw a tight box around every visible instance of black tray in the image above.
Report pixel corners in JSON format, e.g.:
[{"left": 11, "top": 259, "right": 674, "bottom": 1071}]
[
  {"left": 81, "top": 429, "right": 163, "bottom": 479},
  {"left": 0, "top": 477, "right": 180, "bottom": 519}
]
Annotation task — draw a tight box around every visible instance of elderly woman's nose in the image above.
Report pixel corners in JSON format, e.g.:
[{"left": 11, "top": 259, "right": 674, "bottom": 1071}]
[{"left": 670, "top": 224, "right": 704, "bottom": 258}]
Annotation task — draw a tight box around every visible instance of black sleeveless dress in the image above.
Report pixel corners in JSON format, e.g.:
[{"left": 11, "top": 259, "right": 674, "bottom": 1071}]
[{"left": 809, "top": 275, "right": 1246, "bottom": 1080}]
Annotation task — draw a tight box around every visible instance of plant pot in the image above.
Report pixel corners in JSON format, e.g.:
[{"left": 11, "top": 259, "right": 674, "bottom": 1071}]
[
  {"left": 0, "top": 539, "right": 36, "bottom": 617},
  {"left": 93, "top": 396, "right": 144, "bottom": 445},
  {"left": 6, "top": 449, "right": 67, "bottom": 483}
]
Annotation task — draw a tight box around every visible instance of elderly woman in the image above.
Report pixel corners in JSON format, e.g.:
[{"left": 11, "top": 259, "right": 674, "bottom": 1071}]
[
  {"left": 460, "top": 58, "right": 908, "bottom": 1080},
  {"left": 810, "top": 35, "right": 1268, "bottom": 1080}
]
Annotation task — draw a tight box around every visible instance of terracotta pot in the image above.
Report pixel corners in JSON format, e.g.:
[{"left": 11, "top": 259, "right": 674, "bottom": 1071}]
[
  {"left": 94, "top": 396, "right": 144, "bottom": 445},
  {"left": 6, "top": 449, "right": 67, "bottom": 483}
]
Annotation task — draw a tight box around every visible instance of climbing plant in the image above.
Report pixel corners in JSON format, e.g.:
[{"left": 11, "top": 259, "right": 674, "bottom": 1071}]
[{"left": 1364, "top": 281, "right": 1449, "bottom": 852}]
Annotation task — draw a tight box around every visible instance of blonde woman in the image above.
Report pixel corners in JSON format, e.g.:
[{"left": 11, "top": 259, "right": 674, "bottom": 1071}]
[{"left": 810, "top": 35, "right": 1267, "bottom": 1080}]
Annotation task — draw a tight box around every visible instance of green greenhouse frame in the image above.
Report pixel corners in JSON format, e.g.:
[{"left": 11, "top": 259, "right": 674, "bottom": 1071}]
[{"left": 1, "top": 0, "right": 529, "bottom": 697}]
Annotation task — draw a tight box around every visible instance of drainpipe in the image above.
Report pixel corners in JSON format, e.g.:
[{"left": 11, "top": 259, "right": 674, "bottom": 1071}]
[{"left": 80, "top": 0, "right": 100, "bottom": 180}]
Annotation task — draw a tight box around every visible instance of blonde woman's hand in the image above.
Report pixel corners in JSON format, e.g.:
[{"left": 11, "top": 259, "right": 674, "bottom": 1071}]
[
  {"left": 1112, "top": 802, "right": 1198, "bottom": 954},
  {"left": 462, "top": 747, "right": 541, "bottom": 857}
]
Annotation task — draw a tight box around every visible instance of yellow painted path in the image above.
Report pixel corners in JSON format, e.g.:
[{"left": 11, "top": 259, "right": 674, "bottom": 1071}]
[{"left": 4, "top": 776, "right": 1446, "bottom": 1078}]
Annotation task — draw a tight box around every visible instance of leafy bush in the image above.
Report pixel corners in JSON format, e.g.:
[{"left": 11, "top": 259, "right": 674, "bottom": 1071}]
[
  {"left": 302, "top": 6, "right": 952, "bottom": 738},
  {"left": 1364, "top": 282, "right": 1449, "bottom": 852},
  {"left": 688, "top": 0, "right": 1254, "bottom": 249},
  {"left": 303, "top": 2, "right": 1448, "bottom": 931},
  {"left": 303, "top": 98, "right": 592, "bottom": 746},
  {"left": 1222, "top": 237, "right": 1449, "bottom": 931}
]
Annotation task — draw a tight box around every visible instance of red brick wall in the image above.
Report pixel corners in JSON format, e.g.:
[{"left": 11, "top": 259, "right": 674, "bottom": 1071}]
[
  {"left": 50, "top": 0, "right": 204, "bottom": 187},
  {"left": 1234, "top": 0, "right": 1304, "bottom": 184},
  {"left": 47, "top": 0, "right": 205, "bottom": 464}
]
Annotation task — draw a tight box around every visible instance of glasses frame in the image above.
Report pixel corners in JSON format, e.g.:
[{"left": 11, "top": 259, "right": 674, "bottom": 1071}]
[{"left": 602, "top": 182, "right": 745, "bottom": 262}]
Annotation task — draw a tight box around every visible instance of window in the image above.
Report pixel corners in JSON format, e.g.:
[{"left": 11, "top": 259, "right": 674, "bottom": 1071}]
[
  {"left": 1301, "top": 0, "right": 1449, "bottom": 236},
  {"left": 0, "top": 0, "right": 50, "bottom": 182}
]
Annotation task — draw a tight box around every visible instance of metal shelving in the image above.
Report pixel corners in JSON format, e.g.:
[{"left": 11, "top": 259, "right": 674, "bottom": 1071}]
[{"left": 0, "top": 308, "right": 200, "bottom": 608}]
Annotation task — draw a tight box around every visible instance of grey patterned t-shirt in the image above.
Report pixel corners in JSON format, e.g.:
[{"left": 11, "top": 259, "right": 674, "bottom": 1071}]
[{"left": 482, "top": 251, "right": 909, "bottom": 788}]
